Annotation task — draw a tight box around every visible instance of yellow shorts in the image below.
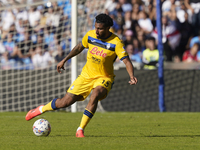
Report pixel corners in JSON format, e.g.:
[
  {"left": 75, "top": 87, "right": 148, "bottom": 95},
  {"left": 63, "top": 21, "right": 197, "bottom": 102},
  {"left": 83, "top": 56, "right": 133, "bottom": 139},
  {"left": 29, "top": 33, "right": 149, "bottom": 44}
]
[{"left": 67, "top": 75, "right": 114, "bottom": 101}]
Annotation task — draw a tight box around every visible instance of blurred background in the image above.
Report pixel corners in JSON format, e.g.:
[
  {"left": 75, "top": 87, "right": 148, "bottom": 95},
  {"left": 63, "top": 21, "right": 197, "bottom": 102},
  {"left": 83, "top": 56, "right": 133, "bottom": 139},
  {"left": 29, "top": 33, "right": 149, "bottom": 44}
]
[{"left": 0, "top": 0, "right": 200, "bottom": 112}]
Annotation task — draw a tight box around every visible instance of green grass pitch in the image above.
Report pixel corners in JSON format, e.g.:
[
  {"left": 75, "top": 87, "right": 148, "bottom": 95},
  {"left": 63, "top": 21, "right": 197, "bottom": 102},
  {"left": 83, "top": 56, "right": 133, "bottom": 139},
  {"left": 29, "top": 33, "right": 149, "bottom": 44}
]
[{"left": 0, "top": 112, "right": 200, "bottom": 150}]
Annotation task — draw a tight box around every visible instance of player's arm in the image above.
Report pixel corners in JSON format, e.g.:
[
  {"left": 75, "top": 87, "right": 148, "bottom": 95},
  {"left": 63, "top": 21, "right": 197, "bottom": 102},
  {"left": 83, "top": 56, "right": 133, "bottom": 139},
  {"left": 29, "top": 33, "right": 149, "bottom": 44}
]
[
  {"left": 122, "top": 57, "right": 138, "bottom": 85},
  {"left": 57, "top": 42, "right": 85, "bottom": 73}
]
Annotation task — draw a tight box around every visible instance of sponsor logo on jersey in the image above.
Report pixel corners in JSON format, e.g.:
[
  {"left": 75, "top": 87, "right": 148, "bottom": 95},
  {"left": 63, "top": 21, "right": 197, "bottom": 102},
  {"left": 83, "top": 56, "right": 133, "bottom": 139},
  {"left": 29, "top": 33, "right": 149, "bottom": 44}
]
[
  {"left": 92, "top": 56, "right": 101, "bottom": 64},
  {"left": 89, "top": 47, "right": 107, "bottom": 58}
]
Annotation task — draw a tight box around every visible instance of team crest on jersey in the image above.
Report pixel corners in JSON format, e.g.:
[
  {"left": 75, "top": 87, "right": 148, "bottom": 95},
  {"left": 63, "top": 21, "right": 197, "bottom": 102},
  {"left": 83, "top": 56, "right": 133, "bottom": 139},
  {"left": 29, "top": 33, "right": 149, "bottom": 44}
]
[
  {"left": 106, "top": 43, "right": 111, "bottom": 49},
  {"left": 70, "top": 85, "right": 74, "bottom": 90}
]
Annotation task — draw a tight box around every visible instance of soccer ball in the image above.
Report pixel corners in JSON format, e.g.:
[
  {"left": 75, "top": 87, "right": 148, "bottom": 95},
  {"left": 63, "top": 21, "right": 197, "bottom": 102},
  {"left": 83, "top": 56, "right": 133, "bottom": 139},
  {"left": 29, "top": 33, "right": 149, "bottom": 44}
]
[{"left": 33, "top": 119, "right": 51, "bottom": 137}]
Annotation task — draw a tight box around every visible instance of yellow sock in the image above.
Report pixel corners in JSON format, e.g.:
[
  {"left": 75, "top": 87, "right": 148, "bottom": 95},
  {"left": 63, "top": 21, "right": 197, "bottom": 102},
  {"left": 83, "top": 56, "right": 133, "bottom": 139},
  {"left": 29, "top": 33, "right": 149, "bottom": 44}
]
[
  {"left": 79, "top": 108, "right": 94, "bottom": 130},
  {"left": 42, "top": 98, "right": 58, "bottom": 113}
]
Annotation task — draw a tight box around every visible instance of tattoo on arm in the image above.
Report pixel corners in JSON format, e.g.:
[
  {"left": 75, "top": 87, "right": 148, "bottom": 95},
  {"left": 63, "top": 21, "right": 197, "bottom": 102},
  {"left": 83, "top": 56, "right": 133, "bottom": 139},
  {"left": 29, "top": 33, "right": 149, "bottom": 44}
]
[{"left": 63, "top": 42, "right": 84, "bottom": 63}]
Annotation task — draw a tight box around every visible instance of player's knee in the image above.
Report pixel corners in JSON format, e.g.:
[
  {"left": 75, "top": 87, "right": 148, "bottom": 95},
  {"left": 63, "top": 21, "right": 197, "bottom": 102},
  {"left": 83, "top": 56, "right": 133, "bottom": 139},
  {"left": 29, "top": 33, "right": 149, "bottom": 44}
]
[
  {"left": 90, "top": 92, "right": 106, "bottom": 102},
  {"left": 94, "top": 87, "right": 107, "bottom": 99}
]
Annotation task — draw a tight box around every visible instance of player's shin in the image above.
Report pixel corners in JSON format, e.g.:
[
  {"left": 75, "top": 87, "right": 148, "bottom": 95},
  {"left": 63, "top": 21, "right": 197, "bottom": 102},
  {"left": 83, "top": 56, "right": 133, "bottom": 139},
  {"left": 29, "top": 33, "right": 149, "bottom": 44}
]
[
  {"left": 41, "top": 98, "right": 58, "bottom": 113},
  {"left": 78, "top": 108, "right": 94, "bottom": 130}
]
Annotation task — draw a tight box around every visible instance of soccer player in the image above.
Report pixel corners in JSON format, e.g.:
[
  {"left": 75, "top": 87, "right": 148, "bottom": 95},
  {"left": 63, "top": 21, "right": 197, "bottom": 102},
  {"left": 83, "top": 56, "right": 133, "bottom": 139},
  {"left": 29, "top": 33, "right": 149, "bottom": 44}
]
[{"left": 25, "top": 14, "right": 138, "bottom": 137}]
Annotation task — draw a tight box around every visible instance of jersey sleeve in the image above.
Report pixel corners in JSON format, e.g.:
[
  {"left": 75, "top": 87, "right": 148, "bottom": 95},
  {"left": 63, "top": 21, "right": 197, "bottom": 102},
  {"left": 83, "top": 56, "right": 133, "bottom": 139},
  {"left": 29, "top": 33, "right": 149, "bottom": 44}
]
[
  {"left": 82, "top": 31, "right": 89, "bottom": 48},
  {"left": 115, "top": 40, "right": 129, "bottom": 60}
]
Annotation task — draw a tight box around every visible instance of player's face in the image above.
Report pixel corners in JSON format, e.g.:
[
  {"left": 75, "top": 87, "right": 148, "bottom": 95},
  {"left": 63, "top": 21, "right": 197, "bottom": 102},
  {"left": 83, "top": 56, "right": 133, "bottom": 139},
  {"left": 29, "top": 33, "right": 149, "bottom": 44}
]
[{"left": 95, "top": 22, "right": 110, "bottom": 39}]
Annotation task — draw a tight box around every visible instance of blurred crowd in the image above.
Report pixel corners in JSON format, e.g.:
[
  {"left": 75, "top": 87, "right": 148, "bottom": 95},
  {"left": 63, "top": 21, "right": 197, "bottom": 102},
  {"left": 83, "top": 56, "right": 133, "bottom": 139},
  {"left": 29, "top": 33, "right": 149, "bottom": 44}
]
[
  {"left": 0, "top": 0, "right": 73, "bottom": 70},
  {"left": 106, "top": 0, "right": 200, "bottom": 69},
  {"left": 1, "top": 0, "right": 200, "bottom": 70}
]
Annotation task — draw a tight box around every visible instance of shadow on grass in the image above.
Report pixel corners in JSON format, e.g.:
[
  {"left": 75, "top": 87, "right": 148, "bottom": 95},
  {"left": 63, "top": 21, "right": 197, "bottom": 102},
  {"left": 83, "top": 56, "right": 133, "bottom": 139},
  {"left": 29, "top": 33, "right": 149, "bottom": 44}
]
[
  {"left": 50, "top": 135, "right": 73, "bottom": 137},
  {"left": 145, "top": 135, "right": 200, "bottom": 138},
  {"left": 86, "top": 135, "right": 200, "bottom": 138},
  {"left": 50, "top": 134, "right": 200, "bottom": 138}
]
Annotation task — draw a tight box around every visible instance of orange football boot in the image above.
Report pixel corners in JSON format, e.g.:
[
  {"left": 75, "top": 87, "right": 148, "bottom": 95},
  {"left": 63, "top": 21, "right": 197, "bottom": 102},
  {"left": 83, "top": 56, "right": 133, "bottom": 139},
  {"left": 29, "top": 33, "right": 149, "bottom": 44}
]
[
  {"left": 25, "top": 105, "right": 44, "bottom": 121},
  {"left": 76, "top": 129, "right": 85, "bottom": 138}
]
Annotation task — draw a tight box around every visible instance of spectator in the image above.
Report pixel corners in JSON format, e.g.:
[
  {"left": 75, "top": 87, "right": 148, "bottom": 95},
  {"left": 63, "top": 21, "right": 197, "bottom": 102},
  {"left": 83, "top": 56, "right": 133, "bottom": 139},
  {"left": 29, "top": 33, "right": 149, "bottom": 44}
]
[
  {"left": 52, "top": 1, "right": 60, "bottom": 12},
  {"left": 167, "top": 5, "right": 181, "bottom": 30},
  {"left": 55, "top": 45, "right": 65, "bottom": 63},
  {"left": 131, "top": 0, "right": 144, "bottom": 7},
  {"left": 109, "top": 13, "right": 121, "bottom": 34},
  {"left": 0, "top": 51, "right": 16, "bottom": 70},
  {"left": 8, "top": 23, "right": 19, "bottom": 43},
  {"left": 104, "top": 0, "right": 118, "bottom": 13},
  {"left": 40, "top": 10, "right": 48, "bottom": 28},
  {"left": 131, "top": 3, "right": 140, "bottom": 33},
  {"left": 0, "top": 41, "right": 6, "bottom": 55},
  {"left": 146, "top": 0, "right": 156, "bottom": 27},
  {"left": 142, "top": 37, "right": 159, "bottom": 69},
  {"left": 1, "top": 8, "right": 15, "bottom": 31},
  {"left": 28, "top": 6, "right": 41, "bottom": 28},
  {"left": 44, "top": 26, "right": 57, "bottom": 50},
  {"left": 3, "top": 33, "right": 18, "bottom": 59},
  {"left": 137, "top": 30, "right": 146, "bottom": 51},
  {"left": 152, "top": 15, "right": 181, "bottom": 61},
  {"left": 45, "top": 6, "right": 61, "bottom": 28},
  {"left": 123, "top": 11, "right": 132, "bottom": 31},
  {"left": 179, "top": 11, "right": 193, "bottom": 58},
  {"left": 131, "top": 3, "right": 140, "bottom": 22},
  {"left": 15, "top": 18, "right": 25, "bottom": 35},
  {"left": 137, "top": 11, "right": 153, "bottom": 35},
  {"left": 119, "top": 0, "right": 132, "bottom": 13},
  {"left": 123, "top": 30, "right": 133, "bottom": 47},
  {"left": 17, "top": 32, "right": 33, "bottom": 65},
  {"left": 176, "top": 2, "right": 189, "bottom": 23},
  {"left": 63, "top": 0, "right": 71, "bottom": 18},
  {"left": 115, "top": 9, "right": 124, "bottom": 31},
  {"left": 162, "top": 0, "right": 179, "bottom": 13},
  {"left": 34, "top": 34, "right": 48, "bottom": 51},
  {"left": 184, "top": 0, "right": 200, "bottom": 36},
  {"left": 189, "top": 35, "right": 200, "bottom": 48},
  {"left": 173, "top": 54, "right": 182, "bottom": 62},
  {"left": 32, "top": 19, "right": 44, "bottom": 35},
  {"left": 132, "top": 37, "right": 142, "bottom": 53},
  {"left": 126, "top": 44, "right": 142, "bottom": 63},
  {"left": 32, "top": 46, "right": 53, "bottom": 69},
  {"left": 15, "top": 7, "right": 28, "bottom": 24},
  {"left": 182, "top": 43, "right": 199, "bottom": 62},
  {"left": 126, "top": 44, "right": 134, "bottom": 56},
  {"left": 62, "top": 29, "right": 71, "bottom": 51},
  {"left": 1, "top": 8, "right": 15, "bottom": 39},
  {"left": 15, "top": 18, "right": 26, "bottom": 42},
  {"left": 197, "top": 48, "right": 200, "bottom": 62}
]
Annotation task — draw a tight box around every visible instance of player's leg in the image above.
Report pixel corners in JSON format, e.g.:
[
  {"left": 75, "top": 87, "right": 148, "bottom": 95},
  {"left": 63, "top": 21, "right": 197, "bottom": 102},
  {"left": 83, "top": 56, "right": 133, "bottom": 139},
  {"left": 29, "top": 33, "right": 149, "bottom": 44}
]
[
  {"left": 25, "top": 92, "right": 83, "bottom": 121},
  {"left": 42, "top": 92, "right": 83, "bottom": 111},
  {"left": 76, "top": 86, "right": 107, "bottom": 137}
]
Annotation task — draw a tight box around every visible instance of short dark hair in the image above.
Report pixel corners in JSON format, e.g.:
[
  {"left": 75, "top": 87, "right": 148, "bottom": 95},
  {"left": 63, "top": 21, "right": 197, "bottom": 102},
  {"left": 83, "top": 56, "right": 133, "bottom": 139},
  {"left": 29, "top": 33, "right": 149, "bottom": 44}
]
[
  {"left": 95, "top": 13, "right": 113, "bottom": 27},
  {"left": 146, "top": 36, "right": 156, "bottom": 42}
]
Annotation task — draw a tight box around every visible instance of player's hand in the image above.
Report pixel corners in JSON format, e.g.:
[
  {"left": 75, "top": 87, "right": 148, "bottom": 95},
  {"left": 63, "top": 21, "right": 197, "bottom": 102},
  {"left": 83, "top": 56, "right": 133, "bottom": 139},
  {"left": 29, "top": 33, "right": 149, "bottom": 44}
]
[
  {"left": 57, "top": 61, "right": 65, "bottom": 73},
  {"left": 129, "top": 76, "right": 137, "bottom": 85}
]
